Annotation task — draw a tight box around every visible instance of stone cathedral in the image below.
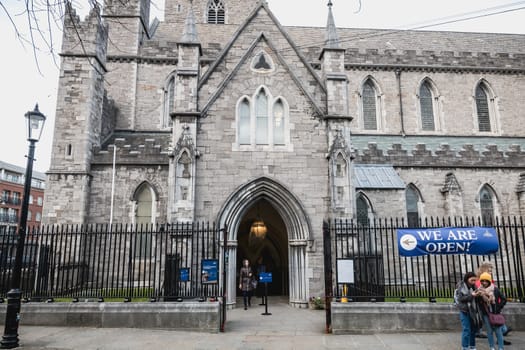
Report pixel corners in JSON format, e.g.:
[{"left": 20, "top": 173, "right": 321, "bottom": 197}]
[{"left": 43, "top": 0, "right": 525, "bottom": 306}]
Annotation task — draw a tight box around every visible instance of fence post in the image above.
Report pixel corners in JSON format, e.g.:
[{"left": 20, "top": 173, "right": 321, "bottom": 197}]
[
  {"left": 323, "top": 220, "right": 333, "bottom": 333},
  {"left": 221, "top": 224, "right": 227, "bottom": 332}
]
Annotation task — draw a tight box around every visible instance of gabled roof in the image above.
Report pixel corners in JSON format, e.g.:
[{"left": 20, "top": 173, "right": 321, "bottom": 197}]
[
  {"left": 198, "top": 1, "right": 326, "bottom": 117},
  {"left": 200, "top": 32, "right": 324, "bottom": 117}
]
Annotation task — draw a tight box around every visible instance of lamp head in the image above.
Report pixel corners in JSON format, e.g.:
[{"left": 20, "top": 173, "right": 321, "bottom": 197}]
[
  {"left": 250, "top": 220, "right": 267, "bottom": 239},
  {"left": 25, "top": 104, "right": 46, "bottom": 142}
]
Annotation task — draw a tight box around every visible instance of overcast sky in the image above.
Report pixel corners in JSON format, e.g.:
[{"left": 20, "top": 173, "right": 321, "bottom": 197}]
[{"left": 1, "top": 0, "right": 524, "bottom": 173}]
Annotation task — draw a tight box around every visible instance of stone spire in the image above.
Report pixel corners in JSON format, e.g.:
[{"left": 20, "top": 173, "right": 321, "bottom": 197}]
[
  {"left": 325, "top": 0, "right": 340, "bottom": 48},
  {"left": 180, "top": 0, "right": 199, "bottom": 43}
]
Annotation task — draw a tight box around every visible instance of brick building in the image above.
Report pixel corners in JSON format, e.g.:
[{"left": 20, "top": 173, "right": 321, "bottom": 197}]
[
  {"left": 0, "top": 161, "right": 46, "bottom": 234},
  {"left": 43, "top": 0, "right": 525, "bottom": 306}
]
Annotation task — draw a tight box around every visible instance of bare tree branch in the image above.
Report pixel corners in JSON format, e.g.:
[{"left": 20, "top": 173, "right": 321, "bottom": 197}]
[
  {"left": 2, "top": 0, "right": 162, "bottom": 77},
  {"left": 354, "top": 0, "right": 362, "bottom": 14},
  {"left": 0, "top": 2, "right": 23, "bottom": 40}
]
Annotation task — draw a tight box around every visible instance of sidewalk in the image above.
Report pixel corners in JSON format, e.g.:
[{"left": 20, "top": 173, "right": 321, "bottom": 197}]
[{"left": 15, "top": 298, "right": 524, "bottom": 349}]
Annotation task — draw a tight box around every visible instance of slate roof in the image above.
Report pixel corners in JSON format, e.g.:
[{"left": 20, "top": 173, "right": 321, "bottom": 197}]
[
  {"left": 353, "top": 164, "right": 405, "bottom": 189},
  {"left": 150, "top": 23, "right": 525, "bottom": 69}
]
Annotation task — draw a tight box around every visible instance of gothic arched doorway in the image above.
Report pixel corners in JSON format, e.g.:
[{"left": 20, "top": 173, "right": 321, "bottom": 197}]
[
  {"left": 217, "top": 177, "right": 311, "bottom": 308},
  {"left": 237, "top": 199, "right": 288, "bottom": 296}
]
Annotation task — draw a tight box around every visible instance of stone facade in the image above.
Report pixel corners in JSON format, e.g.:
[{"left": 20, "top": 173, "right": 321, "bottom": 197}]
[{"left": 43, "top": 0, "right": 525, "bottom": 305}]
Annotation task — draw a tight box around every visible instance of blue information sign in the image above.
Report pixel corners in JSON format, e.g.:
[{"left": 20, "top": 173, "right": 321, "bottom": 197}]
[
  {"left": 397, "top": 226, "right": 499, "bottom": 257},
  {"left": 259, "top": 272, "right": 272, "bottom": 283},
  {"left": 201, "top": 259, "right": 218, "bottom": 284},
  {"left": 179, "top": 268, "right": 189, "bottom": 282}
]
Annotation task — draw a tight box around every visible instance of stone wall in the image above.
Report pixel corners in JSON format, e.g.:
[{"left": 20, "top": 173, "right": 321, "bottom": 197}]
[
  {"left": 331, "top": 302, "right": 525, "bottom": 334},
  {"left": 164, "top": 0, "right": 260, "bottom": 27},
  {"left": 0, "top": 302, "right": 222, "bottom": 332},
  {"left": 346, "top": 71, "right": 525, "bottom": 136}
]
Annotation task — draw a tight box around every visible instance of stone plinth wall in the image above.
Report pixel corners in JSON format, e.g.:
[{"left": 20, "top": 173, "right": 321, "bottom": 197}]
[
  {"left": 331, "top": 302, "right": 525, "bottom": 334},
  {"left": 0, "top": 302, "right": 221, "bottom": 333}
]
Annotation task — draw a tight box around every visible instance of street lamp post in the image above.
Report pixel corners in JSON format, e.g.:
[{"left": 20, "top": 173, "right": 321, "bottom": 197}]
[{"left": 1, "top": 105, "right": 46, "bottom": 349}]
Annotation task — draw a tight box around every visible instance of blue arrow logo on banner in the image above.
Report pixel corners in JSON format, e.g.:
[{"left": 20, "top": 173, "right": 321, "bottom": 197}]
[{"left": 397, "top": 227, "right": 499, "bottom": 256}]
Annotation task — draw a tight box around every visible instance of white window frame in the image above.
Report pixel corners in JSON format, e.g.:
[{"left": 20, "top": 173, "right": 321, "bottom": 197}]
[{"left": 234, "top": 86, "right": 291, "bottom": 151}]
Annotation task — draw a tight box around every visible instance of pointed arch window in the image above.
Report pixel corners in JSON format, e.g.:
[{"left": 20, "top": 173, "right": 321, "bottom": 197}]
[
  {"left": 362, "top": 80, "right": 378, "bottom": 130},
  {"left": 255, "top": 89, "right": 269, "bottom": 144},
  {"left": 207, "top": 0, "right": 225, "bottom": 24},
  {"left": 134, "top": 183, "right": 154, "bottom": 257},
  {"left": 236, "top": 88, "right": 289, "bottom": 148},
  {"left": 163, "top": 76, "right": 175, "bottom": 128},
  {"left": 476, "top": 83, "right": 492, "bottom": 132},
  {"left": 135, "top": 183, "right": 153, "bottom": 224},
  {"left": 419, "top": 81, "right": 435, "bottom": 131},
  {"left": 406, "top": 185, "right": 421, "bottom": 228},
  {"left": 356, "top": 193, "right": 370, "bottom": 227},
  {"left": 480, "top": 186, "right": 495, "bottom": 225},
  {"left": 238, "top": 99, "right": 250, "bottom": 145},
  {"left": 273, "top": 99, "right": 285, "bottom": 145}
]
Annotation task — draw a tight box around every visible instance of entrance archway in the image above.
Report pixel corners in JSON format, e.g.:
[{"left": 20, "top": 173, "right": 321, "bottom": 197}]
[
  {"left": 237, "top": 199, "right": 288, "bottom": 296},
  {"left": 217, "top": 177, "right": 311, "bottom": 308}
]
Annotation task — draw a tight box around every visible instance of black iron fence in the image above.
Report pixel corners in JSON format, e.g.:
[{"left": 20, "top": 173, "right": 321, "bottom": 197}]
[
  {"left": 0, "top": 222, "right": 225, "bottom": 301},
  {"left": 327, "top": 216, "right": 525, "bottom": 302}
]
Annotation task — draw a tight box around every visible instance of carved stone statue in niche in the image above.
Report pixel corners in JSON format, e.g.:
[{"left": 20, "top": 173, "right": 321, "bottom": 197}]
[{"left": 178, "top": 152, "right": 191, "bottom": 178}]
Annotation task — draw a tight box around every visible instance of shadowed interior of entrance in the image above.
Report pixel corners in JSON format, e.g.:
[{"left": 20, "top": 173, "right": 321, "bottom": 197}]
[{"left": 236, "top": 199, "right": 288, "bottom": 296}]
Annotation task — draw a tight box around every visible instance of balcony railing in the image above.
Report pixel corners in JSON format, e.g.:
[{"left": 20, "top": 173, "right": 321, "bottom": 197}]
[
  {"left": 0, "top": 214, "right": 18, "bottom": 223},
  {"left": 0, "top": 198, "right": 21, "bottom": 206}
]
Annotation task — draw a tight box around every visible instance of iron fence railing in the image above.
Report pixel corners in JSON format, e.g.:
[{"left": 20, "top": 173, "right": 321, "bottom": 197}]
[
  {"left": 328, "top": 216, "right": 525, "bottom": 302},
  {"left": 0, "top": 222, "right": 224, "bottom": 301}
]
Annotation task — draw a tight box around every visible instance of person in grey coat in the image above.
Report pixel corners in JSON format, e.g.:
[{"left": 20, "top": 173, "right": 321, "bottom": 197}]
[{"left": 455, "top": 271, "right": 482, "bottom": 350}]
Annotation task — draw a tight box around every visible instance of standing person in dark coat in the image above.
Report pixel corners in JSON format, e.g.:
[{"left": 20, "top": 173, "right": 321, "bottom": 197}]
[
  {"left": 455, "top": 271, "right": 482, "bottom": 350},
  {"left": 239, "top": 259, "right": 254, "bottom": 310}
]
